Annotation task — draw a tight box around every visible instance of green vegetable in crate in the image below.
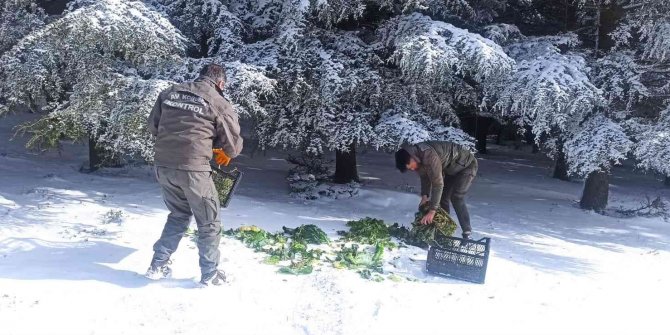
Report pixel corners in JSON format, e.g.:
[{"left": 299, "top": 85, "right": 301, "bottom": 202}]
[
  {"left": 213, "top": 171, "right": 235, "bottom": 202},
  {"left": 212, "top": 168, "right": 241, "bottom": 207},
  {"left": 282, "top": 224, "right": 330, "bottom": 244}
]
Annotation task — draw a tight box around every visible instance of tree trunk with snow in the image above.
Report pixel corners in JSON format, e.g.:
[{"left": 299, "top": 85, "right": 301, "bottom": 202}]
[
  {"left": 580, "top": 169, "right": 609, "bottom": 211},
  {"left": 334, "top": 143, "right": 359, "bottom": 184},
  {"left": 665, "top": 176, "right": 670, "bottom": 187}
]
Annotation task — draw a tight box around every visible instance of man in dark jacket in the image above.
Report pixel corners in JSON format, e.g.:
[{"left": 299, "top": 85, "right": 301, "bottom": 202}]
[
  {"left": 145, "top": 64, "right": 243, "bottom": 286},
  {"left": 395, "top": 141, "right": 478, "bottom": 239}
]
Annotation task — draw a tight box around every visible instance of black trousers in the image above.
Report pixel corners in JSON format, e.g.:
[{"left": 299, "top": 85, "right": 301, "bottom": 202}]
[{"left": 440, "top": 160, "right": 478, "bottom": 233}]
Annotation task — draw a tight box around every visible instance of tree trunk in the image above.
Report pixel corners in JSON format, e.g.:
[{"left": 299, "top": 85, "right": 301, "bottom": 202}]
[
  {"left": 580, "top": 170, "right": 609, "bottom": 211},
  {"left": 37, "top": 0, "right": 69, "bottom": 15},
  {"left": 523, "top": 126, "right": 537, "bottom": 153},
  {"left": 553, "top": 142, "right": 570, "bottom": 181},
  {"left": 334, "top": 143, "right": 359, "bottom": 184},
  {"left": 88, "top": 136, "right": 104, "bottom": 172},
  {"left": 198, "top": 29, "right": 209, "bottom": 58},
  {"left": 665, "top": 176, "right": 670, "bottom": 187},
  {"left": 594, "top": 4, "right": 601, "bottom": 55},
  {"left": 475, "top": 117, "right": 492, "bottom": 154}
]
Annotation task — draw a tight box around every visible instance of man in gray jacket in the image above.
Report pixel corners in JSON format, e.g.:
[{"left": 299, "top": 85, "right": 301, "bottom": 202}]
[
  {"left": 395, "top": 141, "right": 477, "bottom": 239},
  {"left": 145, "top": 64, "right": 243, "bottom": 286}
]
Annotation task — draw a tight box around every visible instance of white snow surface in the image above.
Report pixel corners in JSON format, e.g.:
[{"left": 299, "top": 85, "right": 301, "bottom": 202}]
[{"left": 1, "top": 113, "right": 669, "bottom": 335}]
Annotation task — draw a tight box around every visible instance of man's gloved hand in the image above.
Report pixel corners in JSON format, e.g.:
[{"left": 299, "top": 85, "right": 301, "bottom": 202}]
[{"left": 212, "top": 149, "right": 231, "bottom": 167}]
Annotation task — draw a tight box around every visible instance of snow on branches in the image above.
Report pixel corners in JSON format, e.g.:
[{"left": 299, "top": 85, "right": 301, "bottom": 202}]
[
  {"left": 151, "top": 0, "right": 243, "bottom": 58},
  {"left": 0, "top": 0, "right": 186, "bottom": 114},
  {"left": 372, "top": 77, "right": 473, "bottom": 150},
  {"left": 564, "top": 114, "right": 632, "bottom": 176},
  {"left": 592, "top": 52, "right": 648, "bottom": 115},
  {"left": 493, "top": 39, "right": 602, "bottom": 139},
  {"left": 392, "top": 0, "right": 507, "bottom": 23},
  {"left": 14, "top": 73, "right": 171, "bottom": 161},
  {"left": 613, "top": 0, "right": 670, "bottom": 63},
  {"left": 259, "top": 29, "right": 381, "bottom": 154},
  {"left": 490, "top": 32, "right": 637, "bottom": 177},
  {"left": 374, "top": 109, "right": 474, "bottom": 150},
  {"left": 378, "top": 13, "right": 515, "bottom": 85},
  {"left": 0, "top": 0, "right": 45, "bottom": 53},
  {"left": 630, "top": 106, "right": 670, "bottom": 176},
  {"left": 481, "top": 23, "right": 524, "bottom": 46},
  {"left": 222, "top": 61, "right": 277, "bottom": 119}
]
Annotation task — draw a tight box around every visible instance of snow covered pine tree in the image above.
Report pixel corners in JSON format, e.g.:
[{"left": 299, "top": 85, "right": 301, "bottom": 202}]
[
  {"left": 0, "top": 0, "right": 273, "bottom": 170},
  {"left": 612, "top": 0, "right": 670, "bottom": 188},
  {"left": 2, "top": 0, "right": 668, "bottom": 211},
  {"left": 257, "top": 2, "right": 515, "bottom": 183}
]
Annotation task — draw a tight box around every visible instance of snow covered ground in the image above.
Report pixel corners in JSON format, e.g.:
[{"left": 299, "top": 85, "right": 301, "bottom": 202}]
[{"left": 1, "top": 113, "right": 669, "bottom": 335}]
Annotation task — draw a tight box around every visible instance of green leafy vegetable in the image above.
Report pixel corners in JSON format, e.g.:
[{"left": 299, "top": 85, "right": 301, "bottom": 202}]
[
  {"left": 282, "top": 224, "right": 330, "bottom": 244},
  {"left": 333, "top": 243, "right": 385, "bottom": 278},
  {"left": 270, "top": 241, "right": 322, "bottom": 275},
  {"left": 278, "top": 263, "right": 314, "bottom": 275},
  {"left": 338, "top": 217, "right": 395, "bottom": 248},
  {"left": 224, "top": 226, "right": 287, "bottom": 252}
]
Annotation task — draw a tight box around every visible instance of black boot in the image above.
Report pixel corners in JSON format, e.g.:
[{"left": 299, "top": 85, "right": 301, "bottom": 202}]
[
  {"left": 200, "top": 269, "right": 227, "bottom": 286},
  {"left": 145, "top": 260, "right": 172, "bottom": 280}
]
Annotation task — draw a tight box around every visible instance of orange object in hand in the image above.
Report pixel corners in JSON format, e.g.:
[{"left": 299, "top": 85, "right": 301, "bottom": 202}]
[{"left": 212, "top": 149, "right": 231, "bottom": 167}]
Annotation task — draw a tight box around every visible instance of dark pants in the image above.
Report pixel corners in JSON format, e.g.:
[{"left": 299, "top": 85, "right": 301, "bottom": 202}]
[
  {"left": 440, "top": 160, "right": 478, "bottom": 234},
  {"left": 151, "top": 167, "right": 221, "bottom": 275}
]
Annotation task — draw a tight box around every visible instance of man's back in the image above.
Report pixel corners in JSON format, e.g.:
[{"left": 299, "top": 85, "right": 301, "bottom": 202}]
[
  {"left": 148, "top": 76, "right": 242, "bottom": 171},
  {"left": 416, "top": 141, "right": 475, "bottom": 176}
]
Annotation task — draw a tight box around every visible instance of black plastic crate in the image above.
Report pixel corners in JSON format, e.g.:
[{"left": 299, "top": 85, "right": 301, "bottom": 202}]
[
  {"left": 211, "top": 166, "right": 243, "bottom": 208},
  {"left": 426, "top": 236, "right": 491, "bottom": 284}
]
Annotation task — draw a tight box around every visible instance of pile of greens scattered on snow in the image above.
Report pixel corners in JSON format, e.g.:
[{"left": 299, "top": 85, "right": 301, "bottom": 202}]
[
  {"left": 220, "top": 210, "right": 458, "bottom": 281},
  {"left": 331, "top": 243, "right": 385, "bottom": 281},
  {"left": 338, "top": 217, "right": 393, "bottom": 246},
  {"left": 283, "top": 224, "right": 330, "bottom": 244},
  {"left": 224, "top": 225, "right": 324, "bottom": 275}
]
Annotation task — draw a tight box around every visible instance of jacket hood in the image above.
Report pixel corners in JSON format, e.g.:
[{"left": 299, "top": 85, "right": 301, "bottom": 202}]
[
  {"left": 402, "top": 144, "right": 422, "bottom": 164},
  {"left": 193, "top": 75, "right": 225, "bottom": 101},
  {"left": 196, "top": 75, "right": 218, "bottom": 85}
]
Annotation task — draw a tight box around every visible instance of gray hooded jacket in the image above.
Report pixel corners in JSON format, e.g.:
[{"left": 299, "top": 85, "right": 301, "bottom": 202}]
[{"left": 148, "top": 76, "right": 243, "bottom": 171}]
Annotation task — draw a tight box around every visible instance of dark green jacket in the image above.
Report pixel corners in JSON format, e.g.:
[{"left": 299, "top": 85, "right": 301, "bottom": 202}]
[
  {"left": 148, "top": 76, "right": 243, "bottom": 171},
  {"left": 403, "top": 141, "right": 475, "bottom": 210}
]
